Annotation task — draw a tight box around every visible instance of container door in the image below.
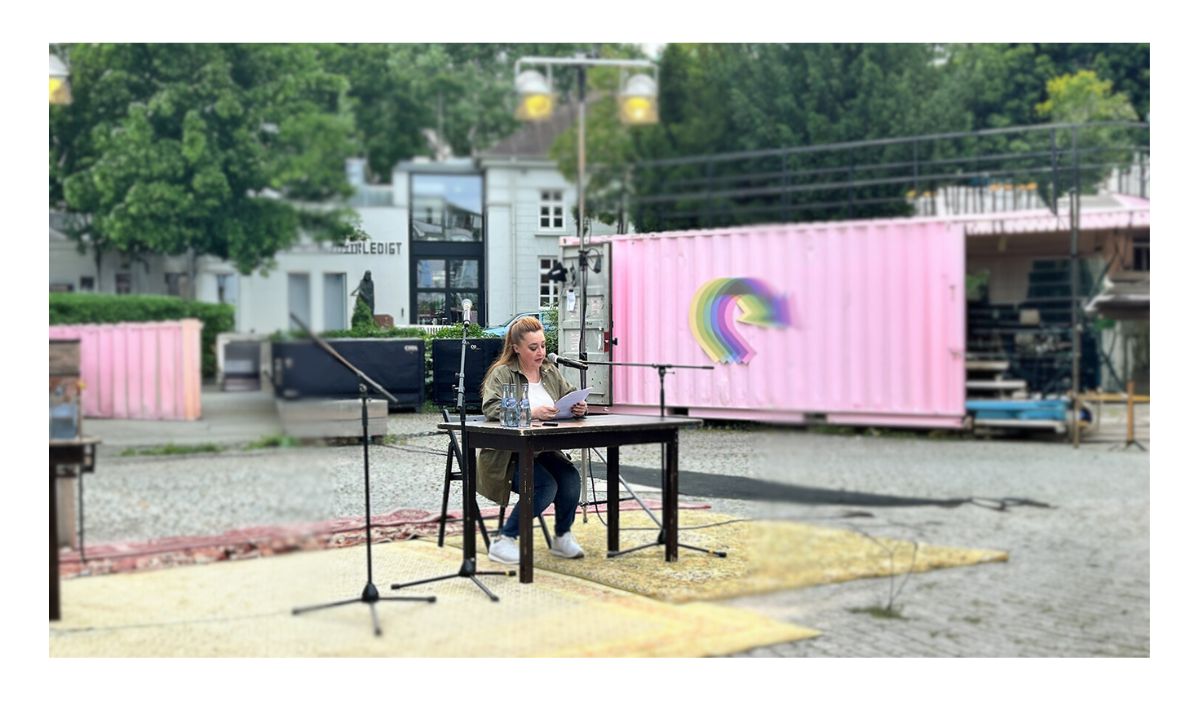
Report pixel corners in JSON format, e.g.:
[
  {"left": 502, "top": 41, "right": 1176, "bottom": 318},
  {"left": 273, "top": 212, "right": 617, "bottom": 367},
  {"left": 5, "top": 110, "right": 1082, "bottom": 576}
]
[{"left": 558, "top": 240, "right": 612, "bottom": 405}]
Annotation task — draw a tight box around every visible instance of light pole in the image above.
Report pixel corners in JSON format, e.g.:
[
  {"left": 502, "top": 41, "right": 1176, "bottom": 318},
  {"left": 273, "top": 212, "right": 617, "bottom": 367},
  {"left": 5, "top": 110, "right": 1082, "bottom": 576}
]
[
  {"left": 515, "top": 53, "right": 659, "bottom": 523},
  {"left": 513, "top": 54, "right": 659, "bottom": 368}
]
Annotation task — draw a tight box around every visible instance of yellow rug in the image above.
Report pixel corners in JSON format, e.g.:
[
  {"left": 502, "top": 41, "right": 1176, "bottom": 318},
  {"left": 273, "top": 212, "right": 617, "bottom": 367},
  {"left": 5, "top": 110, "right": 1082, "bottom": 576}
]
[
  {"left": 450, "top": 510, "right": 1008, "bottom": 603},
  {"left": 49, "top": 539, "right": 817, "bottom": 657}
]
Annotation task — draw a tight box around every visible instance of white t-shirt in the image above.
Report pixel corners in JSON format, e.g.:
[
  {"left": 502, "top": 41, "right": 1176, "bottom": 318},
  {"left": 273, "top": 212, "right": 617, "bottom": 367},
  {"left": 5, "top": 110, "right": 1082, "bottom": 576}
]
[{"left": 525, "top": 380, "right": 556, "bottom": 411}]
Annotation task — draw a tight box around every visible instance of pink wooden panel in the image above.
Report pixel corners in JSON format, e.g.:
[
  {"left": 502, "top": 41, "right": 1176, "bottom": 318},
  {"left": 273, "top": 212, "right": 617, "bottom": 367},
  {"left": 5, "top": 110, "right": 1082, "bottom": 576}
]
[
  {"left": 95, "top": 327, "right": 114, "bottom": 417},
  {"left": 182, "top": 320, "right": 202, "bottom": 419},
  {"left": 141, "top": 325, "right": 158, "bottom": 418},
  {"left": 112, "top": 326, "right": 128, "bottom": 418},
  {"left": 48, "top": 320, "right": 203, "bottom": 421},
  {"left": 125, "top": 325, "right": 143, "bottom": 419},
  {"left": 158, "top": 324, "right": 178, "bottom": 418},
  {"left": 607, "top": 218, "right": 966, "bottom": 428}
]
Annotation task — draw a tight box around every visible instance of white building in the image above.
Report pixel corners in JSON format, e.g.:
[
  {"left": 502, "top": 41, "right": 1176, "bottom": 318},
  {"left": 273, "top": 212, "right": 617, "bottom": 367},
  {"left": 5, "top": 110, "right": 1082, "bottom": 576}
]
[{"left": 49, "top": 102, "right": 620, "bottom": 336}]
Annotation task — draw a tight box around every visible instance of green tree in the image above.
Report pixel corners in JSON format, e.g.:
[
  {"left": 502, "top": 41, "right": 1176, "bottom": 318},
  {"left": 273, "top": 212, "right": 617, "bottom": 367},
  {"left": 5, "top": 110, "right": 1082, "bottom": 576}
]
[
  {"left": 1036, "top": 70, "right": 1140, "bottom": 124},
  {"left": 1036, "top": 70, "right": 1141, "bottom": 193},
  {"left": 630, "top": 44, "right": 967, "bottom": 229},
  {"left": 547, "top": 44, "right": 651, "bottom": 231},
  {"left": 937, "top": 43, "right": 1148, "bottom": 128},
  {"left": 50, "top": 43, "right": 364, "bottom": 280},
  {"left": 321, "top": 43, "right": 593, "bottom": 182},
  {"left": 625, "top": 43, "right": 1148, "bottom": 229}
]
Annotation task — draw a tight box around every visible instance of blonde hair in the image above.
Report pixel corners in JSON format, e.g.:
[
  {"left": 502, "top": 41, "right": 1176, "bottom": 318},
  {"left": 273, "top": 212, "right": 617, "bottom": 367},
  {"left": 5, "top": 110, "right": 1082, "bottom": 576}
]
[{"left": 483, "top": 316, "right": 544, "bottom": 389}]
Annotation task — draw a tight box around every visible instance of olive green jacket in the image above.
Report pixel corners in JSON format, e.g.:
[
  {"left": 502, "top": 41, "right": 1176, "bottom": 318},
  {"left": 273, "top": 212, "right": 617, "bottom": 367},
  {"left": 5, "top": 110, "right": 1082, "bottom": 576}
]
[{"left": 475, "top": 360, "right": 578, "bottom": 505}]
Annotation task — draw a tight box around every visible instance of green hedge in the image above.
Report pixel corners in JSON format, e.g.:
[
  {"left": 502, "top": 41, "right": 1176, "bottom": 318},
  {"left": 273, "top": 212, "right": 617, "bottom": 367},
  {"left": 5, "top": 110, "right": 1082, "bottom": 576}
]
[{"left": 49, "top": 293, "right": 235, "bottom": 379}]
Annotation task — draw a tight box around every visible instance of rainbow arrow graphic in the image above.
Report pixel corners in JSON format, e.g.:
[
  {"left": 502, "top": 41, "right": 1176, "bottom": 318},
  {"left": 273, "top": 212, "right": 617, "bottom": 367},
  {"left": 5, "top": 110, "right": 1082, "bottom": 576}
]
[{"left": 688, "top": 277, "right": 791, "bottom": 364}]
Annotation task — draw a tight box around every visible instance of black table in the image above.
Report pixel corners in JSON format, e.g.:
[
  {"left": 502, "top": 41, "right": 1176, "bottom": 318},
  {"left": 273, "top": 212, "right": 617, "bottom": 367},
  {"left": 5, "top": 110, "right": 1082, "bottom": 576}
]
[
  {"left": 439, "top": 414, "right": 702, "bottom": 583},
  {"left": 50, "top": 437, "right": 98, "bottom": 621}
]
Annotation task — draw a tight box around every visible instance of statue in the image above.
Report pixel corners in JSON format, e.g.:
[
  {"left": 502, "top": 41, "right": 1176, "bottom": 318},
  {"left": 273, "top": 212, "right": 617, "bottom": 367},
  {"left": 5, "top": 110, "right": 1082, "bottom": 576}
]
[
  {"left": 350, "top": 270, "right": 375, "bottom": 315},
  {"left": 350, "top": 271, "right": 375, "bottom": 329}
]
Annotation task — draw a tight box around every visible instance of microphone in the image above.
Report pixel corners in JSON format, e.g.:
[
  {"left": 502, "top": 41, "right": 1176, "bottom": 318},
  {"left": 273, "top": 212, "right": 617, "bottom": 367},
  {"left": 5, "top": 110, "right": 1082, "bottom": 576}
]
[
  {"left": 461, "top": 299, "right": 473, "bottom": 325},
  {"left": 548, "top": 353, "right": 588, "bottom": 371}
]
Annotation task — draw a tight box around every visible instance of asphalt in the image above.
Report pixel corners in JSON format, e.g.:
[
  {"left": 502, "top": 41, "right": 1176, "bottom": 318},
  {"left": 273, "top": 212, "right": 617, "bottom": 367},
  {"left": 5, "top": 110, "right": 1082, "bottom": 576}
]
[{"left": 62, "top": 385, "right": 1150, "bottom": 657}]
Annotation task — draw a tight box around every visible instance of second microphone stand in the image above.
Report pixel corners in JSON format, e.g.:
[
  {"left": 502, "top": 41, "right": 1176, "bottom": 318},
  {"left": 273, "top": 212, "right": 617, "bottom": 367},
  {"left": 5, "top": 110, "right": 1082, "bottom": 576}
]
[
  {"left": 579, "top": 359, "right": 727, "bottom": 560},
  {"left": 390, "top": 310, "right": 514, "bottom": 601}
]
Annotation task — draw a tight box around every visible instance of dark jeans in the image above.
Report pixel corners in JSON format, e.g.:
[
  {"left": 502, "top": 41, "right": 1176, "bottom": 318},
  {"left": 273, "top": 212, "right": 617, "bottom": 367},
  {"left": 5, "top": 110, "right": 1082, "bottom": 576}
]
[{"left": 500, "top": 452, "right": 580, "bottom": 538}]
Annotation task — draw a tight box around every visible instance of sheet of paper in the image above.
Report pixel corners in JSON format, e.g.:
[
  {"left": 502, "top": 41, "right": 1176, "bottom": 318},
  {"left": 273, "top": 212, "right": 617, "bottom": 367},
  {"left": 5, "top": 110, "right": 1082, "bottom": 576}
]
[{"left": 554, "top": 388, "right": 592, "bottom": 419}]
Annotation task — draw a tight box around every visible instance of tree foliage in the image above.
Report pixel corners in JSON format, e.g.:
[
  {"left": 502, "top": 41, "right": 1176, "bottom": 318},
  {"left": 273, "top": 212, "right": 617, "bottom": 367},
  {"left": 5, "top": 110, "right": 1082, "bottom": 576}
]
[
  {"left": 322, "top": 43, "right": 594, "bottom": 182},
  {"left": 50, "top": 43, "right": 364, "bottom": 276},
  {"left": 626, "top": 44, "right": 966, "bottom": 229},
  {"left": 622, "top": 43, "right": 1148, "bottom": 229},
  {"left": 50, "top": 43, "right": 1150, "bottom": 267}
]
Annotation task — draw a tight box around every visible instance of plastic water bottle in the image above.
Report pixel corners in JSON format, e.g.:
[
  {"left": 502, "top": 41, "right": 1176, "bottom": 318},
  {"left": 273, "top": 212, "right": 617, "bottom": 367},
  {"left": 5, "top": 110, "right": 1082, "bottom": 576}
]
[
  {"left": 519, "top": 384, "right": 532, "bottom": 428},
  {"left": 501, "top": 383, "right": 517, "bottom": 428}
]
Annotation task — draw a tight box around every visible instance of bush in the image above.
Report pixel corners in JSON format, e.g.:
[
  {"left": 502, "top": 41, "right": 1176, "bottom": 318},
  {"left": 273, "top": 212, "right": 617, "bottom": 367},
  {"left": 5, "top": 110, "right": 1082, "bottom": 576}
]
[
  {"left": 49, "top": 293, "right": 234, "bottom": 379},
  {"left": 350, "top": 297, "right": 373, "bottom": 330},
  {"left": 544, "top": 307, "right": 559, "bottom": 355}
]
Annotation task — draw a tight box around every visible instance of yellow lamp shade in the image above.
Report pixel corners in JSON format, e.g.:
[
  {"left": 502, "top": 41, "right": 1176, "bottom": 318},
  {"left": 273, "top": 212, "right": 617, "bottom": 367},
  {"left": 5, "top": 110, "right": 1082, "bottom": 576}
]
[
  {"left": 618, "top": 73, "right": 658, "bottom": 125},
  {"left": 50, "top": 76, "right": 72, "bottom": 105},
  {"left": 50, "top": 54, "right": 72, "bottom": 105},
  {"left": 515, "top": 69, "right": 554, "bottom": 121},
  {"left": 517, "top": 93, "right": 554, "bottom": 121}
]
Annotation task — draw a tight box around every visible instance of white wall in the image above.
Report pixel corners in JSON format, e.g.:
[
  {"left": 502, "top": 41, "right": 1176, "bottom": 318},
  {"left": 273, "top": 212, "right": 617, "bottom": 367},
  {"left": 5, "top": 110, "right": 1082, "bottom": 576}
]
[
  {"left": 201, "top": 205, "right": 411, "bottom": 335},
  {"left": 483, "top": 161, "right": 621, "bottom": 327},
  {"left": 50, "top": 158, "right": 624, "bottom": 335}
]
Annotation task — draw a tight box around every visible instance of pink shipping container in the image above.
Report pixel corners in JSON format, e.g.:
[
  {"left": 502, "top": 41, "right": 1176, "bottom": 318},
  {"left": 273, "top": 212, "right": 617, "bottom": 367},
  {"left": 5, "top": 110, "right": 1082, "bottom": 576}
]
[
  {"left": 47, "top": 319, "right": 203, "bottom": 421},
  {"left": 591, "top": 219, "right": 967, "bottom": 428}
]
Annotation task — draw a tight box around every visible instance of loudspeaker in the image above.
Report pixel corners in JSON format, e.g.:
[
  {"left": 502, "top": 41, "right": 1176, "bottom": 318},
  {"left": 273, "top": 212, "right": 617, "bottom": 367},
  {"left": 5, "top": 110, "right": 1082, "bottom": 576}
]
[
  {"left": 272, "top": 339, "right": 425, "bottom": 410},
  {"left": 431, "top": 338, "right": 503, "bottom": 409}
]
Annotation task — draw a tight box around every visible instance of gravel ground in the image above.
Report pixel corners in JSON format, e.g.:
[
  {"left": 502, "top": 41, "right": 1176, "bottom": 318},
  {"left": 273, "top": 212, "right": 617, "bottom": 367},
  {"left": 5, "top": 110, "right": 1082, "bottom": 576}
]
[{"left": 79, "top": 408, "right": 1149, "bottom": 657}]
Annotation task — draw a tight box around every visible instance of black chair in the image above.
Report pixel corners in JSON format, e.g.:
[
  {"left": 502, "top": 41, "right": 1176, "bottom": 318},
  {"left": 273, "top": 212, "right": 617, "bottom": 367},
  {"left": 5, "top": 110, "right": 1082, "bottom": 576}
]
[{"left": 438, "top": 409, "right": 552, "bottom": 550}]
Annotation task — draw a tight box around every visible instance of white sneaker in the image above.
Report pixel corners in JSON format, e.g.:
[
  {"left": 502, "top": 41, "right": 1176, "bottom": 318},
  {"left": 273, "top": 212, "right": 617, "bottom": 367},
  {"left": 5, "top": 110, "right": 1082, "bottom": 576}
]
[
  {"left": 550, "top": 531, "right": 585, "bottom": 559},
  {"left": 487, "top": 535, "right": 520, "bottom": 565}
]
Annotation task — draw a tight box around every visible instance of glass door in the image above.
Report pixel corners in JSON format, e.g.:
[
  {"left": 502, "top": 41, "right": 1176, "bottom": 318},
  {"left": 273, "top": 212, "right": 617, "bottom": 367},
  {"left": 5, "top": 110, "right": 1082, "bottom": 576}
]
[{"left": 415, "top": 257, "right": 481, "bottom": 325}]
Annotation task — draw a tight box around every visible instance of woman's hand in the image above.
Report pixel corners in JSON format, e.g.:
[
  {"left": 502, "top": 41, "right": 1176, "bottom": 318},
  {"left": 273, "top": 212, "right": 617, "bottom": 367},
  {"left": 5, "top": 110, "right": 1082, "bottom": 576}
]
[
  {"left": 571, "top": 401, "right": 588, "bottom": 418},
  {"left": 533, "top": 405, "right": 558, "bottom": 421}
]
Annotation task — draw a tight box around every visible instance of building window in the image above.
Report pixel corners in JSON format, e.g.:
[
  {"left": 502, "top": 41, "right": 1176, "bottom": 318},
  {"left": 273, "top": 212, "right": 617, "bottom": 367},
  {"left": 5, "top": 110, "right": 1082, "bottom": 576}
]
[
  {"left": 539, "top": 190, "right": 565, "bottom": 230},
  {"left": 115, "top": 272, "right": 132, "bottom": 295},
  {"left": 216, "top": 273, "right": 236, "bottom": 305},
  {"left": 165, "top": 272, "right": 188, "bottom": 297},
  {"left": 410, "top": 174, "right": 484, "bottom": 242},
  {"left": 50, "top": 283, "right": 74, "bottom": 293},
  {"left": 538, "top": 257, "right": 559, "bottom": 309},
  {"left": 79, "top": 276, "right": 95, "bottom": 292},
  {"left": 1132, "top": 239, "right": 1150, "bottom": 272},
  {"left": 323, "top": 273, "right": 347, "bottom": 331},
  {"left": 415, "top": 258, "right": 480, "bottom": 325},
  {"left": 287, "top": 273, "right": 311, "bottom": 328}
]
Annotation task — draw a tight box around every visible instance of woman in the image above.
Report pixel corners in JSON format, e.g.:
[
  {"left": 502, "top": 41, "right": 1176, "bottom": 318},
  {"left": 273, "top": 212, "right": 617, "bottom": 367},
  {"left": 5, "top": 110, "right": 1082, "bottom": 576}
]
[{"left": 477, "top": 316, "right": 588, "bottom": 565}]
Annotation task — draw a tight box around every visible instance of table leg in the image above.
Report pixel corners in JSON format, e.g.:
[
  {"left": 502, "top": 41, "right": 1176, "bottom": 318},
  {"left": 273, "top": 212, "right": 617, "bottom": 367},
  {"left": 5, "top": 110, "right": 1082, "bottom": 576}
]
[
  {"left": 463, "top": 436, "right": 476, "bottom": 561},
  {"left": 665, "top": 432, "right": 679, "bottom": 562},
  {"left": 607, "top": 446, "right": 620, "bottom": 553},
  {"left": 519, "top": 445, "right": 534, "bottom": 583},
  {"left": 50, "top": 459, "right": 60, "bottom": 621}
]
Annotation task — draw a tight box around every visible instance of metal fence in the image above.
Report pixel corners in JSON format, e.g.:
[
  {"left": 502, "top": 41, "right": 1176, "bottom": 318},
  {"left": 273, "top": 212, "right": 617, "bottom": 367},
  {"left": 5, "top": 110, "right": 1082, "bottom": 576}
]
[{"left": 629, "top": 122, "right": 1149, "bottom": 232}]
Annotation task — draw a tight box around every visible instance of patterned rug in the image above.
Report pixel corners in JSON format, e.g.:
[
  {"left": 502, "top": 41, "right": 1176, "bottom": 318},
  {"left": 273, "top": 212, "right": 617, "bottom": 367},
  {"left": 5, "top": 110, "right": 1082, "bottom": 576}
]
[
  {"left": 448, "top": 509, "right": 1009, "bottom": 603},
  {"left": 50, "top": 540, "right": 817, "bottom": 657}
]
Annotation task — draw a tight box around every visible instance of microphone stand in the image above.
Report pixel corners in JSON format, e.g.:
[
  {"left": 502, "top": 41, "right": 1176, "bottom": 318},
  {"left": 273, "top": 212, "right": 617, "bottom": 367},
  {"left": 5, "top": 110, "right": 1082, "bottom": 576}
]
[
  {"left": 390, "top": 307, "right": 514, "bottom": 601},
  {"left": 582, "top": 360, "right": 727, "bottom": 559},
  {"left": 288, "top": 314, "right": 436, "bottom": 637}
]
